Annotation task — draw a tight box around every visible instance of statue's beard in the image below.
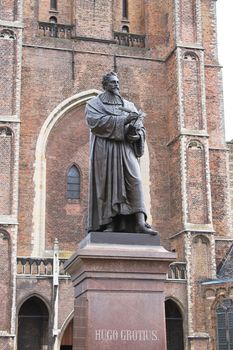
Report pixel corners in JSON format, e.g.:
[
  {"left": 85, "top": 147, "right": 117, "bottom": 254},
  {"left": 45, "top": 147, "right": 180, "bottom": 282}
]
[
  {"left": 102, "top": 89, "right": 123, "bottom": 105},
  {"left": 112, "top": 88, "right": 120, "bottom": 96}
]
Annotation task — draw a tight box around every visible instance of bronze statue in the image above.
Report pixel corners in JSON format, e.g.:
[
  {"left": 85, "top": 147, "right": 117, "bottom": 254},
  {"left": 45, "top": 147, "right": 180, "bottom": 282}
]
[{"left": 85, "top": 72, "right": 157, "bottom": 235}]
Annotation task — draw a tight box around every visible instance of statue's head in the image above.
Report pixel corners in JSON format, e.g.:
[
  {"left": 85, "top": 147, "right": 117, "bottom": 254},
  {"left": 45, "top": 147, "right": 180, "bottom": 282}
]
[{"left": 102, "top": 72, "right": 120, "bottom": 94}]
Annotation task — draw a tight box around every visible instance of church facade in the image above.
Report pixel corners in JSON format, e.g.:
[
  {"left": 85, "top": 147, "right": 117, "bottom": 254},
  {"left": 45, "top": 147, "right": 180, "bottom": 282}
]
[{"left": 0, "top": 0, "right": 232, "bottom": 349}]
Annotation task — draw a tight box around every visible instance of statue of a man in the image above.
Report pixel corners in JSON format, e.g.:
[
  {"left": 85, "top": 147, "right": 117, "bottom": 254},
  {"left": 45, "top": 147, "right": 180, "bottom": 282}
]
[{"left": 85, "top": 72, "right": 156, "bottom": 235}]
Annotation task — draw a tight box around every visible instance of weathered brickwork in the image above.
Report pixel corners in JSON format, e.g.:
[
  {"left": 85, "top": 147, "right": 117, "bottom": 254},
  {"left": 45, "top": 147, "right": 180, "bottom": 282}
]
[
  {"left": 74, "top": 0, "right": 113, "bottom": 39},
  {"left": 58, "top": 280, "right": 74, "bottom": 328},
  {"left": 39, "top": 0, "right": 73, "bottom": 25},
  {"left": 112, "top": 0, "right": 145, "bottom": 34},
  {"left": 0, "top": 0, "right": 15, "bottom": 21},
  {"left": 201, "top": 0, "right": 218, "bottom": 64},
  {"left": 0, "top": 128, "right": 13, "bottom": 215},
  {"left": 0, "top": 32, "right": 16, "bottom": 115},
  {"left": 206, "top": 67, "right": 225, "bottom": 148},
  {"left": 45, "top": 105, "right": 89, "bottom": 251},
  {"left": 168, "top": 141, "right": 183, "bottom": 233},
  {"left": 180, "top": 0, "right": 198, "bottom": 43},
  {"left": 187, "top": 141, "right": 207, "bottom": 224},
  {"left": 0, "top": 230, "right": 11, "bottom": 331},
  {"left": 0, "top": 0, "right": 232, "bottom": 349},
  {"left": 227, "top": 141, "right": 233, "bottom": 231},
  {"left": 166, "top": 53, "right": 179, "bottom": 139},
  {"left": 191, "top": 235, "right": 212, "bottom": 332},
  {"left": 0, "top": 0, "right": 22, "bottom": 349},
  {"left": 144, "top": 0, "right": 174, "bottom": 56},
  {"left": 209, "top": 150, "right": 231, "bottom": 236},
  {"left": 0, "top": 338, "right": 13, "bottom": 350},
  {"left": 18, "top": 47, "right": 74, "bottom": 256},
  {"left": 182, "top": 52, "right": 203, "bottom": 130}
]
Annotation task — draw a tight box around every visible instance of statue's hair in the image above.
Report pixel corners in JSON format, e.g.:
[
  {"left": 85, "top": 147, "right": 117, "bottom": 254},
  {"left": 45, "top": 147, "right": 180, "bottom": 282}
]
[{"left": 102, "top": 72, "right": 118, "bottom": 89}]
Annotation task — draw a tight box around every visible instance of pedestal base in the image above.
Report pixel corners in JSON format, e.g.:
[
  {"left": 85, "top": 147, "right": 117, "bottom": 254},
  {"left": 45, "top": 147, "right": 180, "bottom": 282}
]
[{"left": 65, "top": 232, "right": 176, "bottom": 350}]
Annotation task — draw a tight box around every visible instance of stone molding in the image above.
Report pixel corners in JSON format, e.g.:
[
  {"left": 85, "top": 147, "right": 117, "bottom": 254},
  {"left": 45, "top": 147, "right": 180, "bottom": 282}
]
[{"left": 32, "top": 89, "right": 100, "bottom": 257}]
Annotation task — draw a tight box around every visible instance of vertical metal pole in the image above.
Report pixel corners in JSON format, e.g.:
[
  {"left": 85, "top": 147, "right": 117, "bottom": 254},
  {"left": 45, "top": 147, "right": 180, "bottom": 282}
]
[{"left": 53, "top": 238, "right": 59, "bottom": 349}]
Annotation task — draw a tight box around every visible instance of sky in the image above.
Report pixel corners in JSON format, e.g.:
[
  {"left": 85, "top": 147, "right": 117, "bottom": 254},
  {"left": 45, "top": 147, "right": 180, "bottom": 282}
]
[{"left": 216, "top": 1, "right": 232, "bottom": 141}]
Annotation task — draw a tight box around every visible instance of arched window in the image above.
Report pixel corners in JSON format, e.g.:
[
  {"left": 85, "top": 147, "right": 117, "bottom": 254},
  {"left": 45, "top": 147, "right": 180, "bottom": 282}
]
[
  {"left": 49, "top": 17, "right": 58, "bottom": 37},
  {"left": 165, "top": 299, "right": 184, "bottom": 350},
  {"left": 17, "top": 296, "right": 49, "bottom": 350},
  {"left": 122, "top": 0, "right": 128, "bottom": 19},
  {"left": 122, "top": 25, "right": 129, "bottom": 33},
  {"left": 216, "top": 299, "right": 233, "bottom": 350},
  {"left": 49, "top": 16, "right": 57, "bottom": 24},
  {"left": 67, "top": 165, "right": 80, "bottom": 199},
  {"left": 50, "top": 0, "right": 57, "bottom": 10}
]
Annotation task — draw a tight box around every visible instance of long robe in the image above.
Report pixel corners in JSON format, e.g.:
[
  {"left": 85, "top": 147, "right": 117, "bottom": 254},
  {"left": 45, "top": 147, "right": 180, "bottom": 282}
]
[{"left": 85, "top": 92, "right": 147, "bottom": 231}]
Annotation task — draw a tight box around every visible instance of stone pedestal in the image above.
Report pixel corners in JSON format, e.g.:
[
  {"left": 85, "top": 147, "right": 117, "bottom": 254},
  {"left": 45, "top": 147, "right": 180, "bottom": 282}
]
[{"left": 65, "top": 232, "right": 176, "bottom": 350}]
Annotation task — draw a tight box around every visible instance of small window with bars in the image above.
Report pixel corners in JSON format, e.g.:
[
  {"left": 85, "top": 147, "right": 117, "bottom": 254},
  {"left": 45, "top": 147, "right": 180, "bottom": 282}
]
[
  {"left": 216, "top": 299, "right": 233, "bottom": 350},
  {"left": 67, "top": 165, "right": 80, "bottom": 200}
]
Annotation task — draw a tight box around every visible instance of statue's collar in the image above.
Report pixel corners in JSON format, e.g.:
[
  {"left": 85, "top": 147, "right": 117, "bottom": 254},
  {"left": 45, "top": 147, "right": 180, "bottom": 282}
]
[{"left": 99, "top": 91, "right": 123, "bottom": 105}]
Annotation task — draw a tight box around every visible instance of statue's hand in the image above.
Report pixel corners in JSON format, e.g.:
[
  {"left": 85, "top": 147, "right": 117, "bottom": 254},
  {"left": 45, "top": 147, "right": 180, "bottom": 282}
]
[
  {"left": 125, "top": 112, "right": 138, "bottom": 125},
  {"left": 126, "top": 133, "right": 140, "bottom": 142},
  {"left": 126, "top": 124, "right": 140, "bottom": 142}
]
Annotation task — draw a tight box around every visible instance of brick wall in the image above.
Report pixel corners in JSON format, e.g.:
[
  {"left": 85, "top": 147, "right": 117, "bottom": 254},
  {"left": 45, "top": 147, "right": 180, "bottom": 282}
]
[
  {"left": 0, "top": 0, "right": 15, "bottom": 21},
  {"left": 227, "top": 141, "right": 233, "bottom": 229},
  {"left": 210, "top": 150, "right": 231, "bottom": 236},
  {"left": 144, "top": 0, "right": 174, "bottom": 55},
  {"left": 182, "top": 52, "right": 203, "bottom": 130},
  {"left": 39, "top": 0, "right": 73, "bottom": 24},
  {"left": 74, "top": 0, "right": 113, "bottom": 39},
  {"left": 0, "top": 231, "right": 11, "bottom": 331},
  {"left": 112, "top": 0, "right": 145, "bottom": 35},
  {"left": 179, "top": 0, "right": 197, "bottom": 43},
  {"left": 18, "top": 47, "right": 74, "bottom": 256},
  {"left": 0, "top": 128, "right": 13, "bottom": 215},
  {"left": 45, "top": 105, "right": 89, "bottom": 251},
  {"left": 201, "top": 0, "right": 218, "bottom": 64},
  {"left": 0, "top": 32, "right": 16, "bottom": 115},
  {"left": 187, "top": 140, "right": 208, "bottom": 224},
  {"left": 0, "top": 0, "right": 23, "bottom": 347}
]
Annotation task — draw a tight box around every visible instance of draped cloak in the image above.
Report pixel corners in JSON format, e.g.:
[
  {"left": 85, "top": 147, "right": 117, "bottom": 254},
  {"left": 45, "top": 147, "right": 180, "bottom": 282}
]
[{"left": 85, "top": 92, "right": 147, "bottom": 231}]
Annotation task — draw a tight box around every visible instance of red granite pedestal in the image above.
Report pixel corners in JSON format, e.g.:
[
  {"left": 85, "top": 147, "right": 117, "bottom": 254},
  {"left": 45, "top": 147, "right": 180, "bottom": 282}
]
[{"left": 65, "top": 232, "right": 176, "bottom": 350}]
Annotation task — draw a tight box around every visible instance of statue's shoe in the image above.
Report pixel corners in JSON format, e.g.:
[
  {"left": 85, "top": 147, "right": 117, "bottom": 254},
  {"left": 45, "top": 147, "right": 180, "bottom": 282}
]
[
  {"left": 135, "top": 223, "right": 158, "bottom": 235},
  {"left": 103, "top": 223, "right": 114, "bottom": 232}
]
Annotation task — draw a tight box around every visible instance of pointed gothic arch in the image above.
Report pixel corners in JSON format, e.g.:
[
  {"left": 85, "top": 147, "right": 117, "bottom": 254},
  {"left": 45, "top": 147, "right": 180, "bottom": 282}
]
[
  {"left": 66, "top": 164, "right": 81, "bottom": 200},
  {"left": 17, "top": 295, "right": 50, "bottom": 350},
  {"left": 32, "top": 90, "right": 100, "bottom": 256}
]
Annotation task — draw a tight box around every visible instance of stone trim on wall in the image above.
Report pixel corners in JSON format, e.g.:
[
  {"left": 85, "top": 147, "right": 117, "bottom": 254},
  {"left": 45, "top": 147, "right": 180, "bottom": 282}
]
[{"left": 32, "top": 89, "right": 100, "bottom": 257}]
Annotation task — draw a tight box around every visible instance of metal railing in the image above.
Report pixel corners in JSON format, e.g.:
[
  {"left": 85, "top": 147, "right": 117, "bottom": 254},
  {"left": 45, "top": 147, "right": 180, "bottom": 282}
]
[
  {"left": 114, "top": 32, "right": 146, "bottom": 48},
  {"left": 17, "top": 257, "right": 68, "bottom": 277},
  {"left": 167, "top": 262, "right": 187, "bottom": 280},
  {"left": 38, "top": 22, "right": 74, "bottom": 39}
]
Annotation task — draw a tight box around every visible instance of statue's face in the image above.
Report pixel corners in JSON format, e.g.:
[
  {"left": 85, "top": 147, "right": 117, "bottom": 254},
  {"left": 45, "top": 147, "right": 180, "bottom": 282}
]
[{"left": 105, "top": 75, "right": 120, "bottom": 94}]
